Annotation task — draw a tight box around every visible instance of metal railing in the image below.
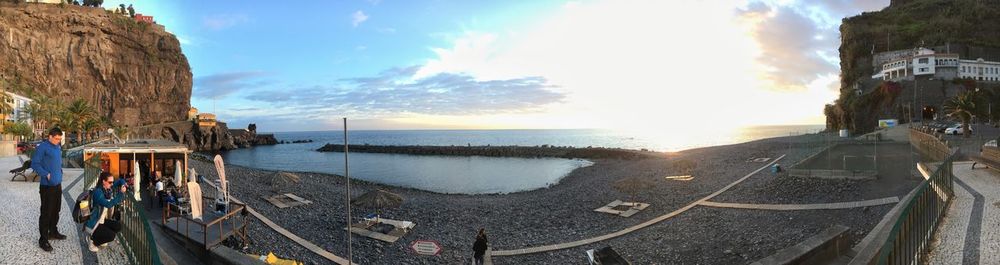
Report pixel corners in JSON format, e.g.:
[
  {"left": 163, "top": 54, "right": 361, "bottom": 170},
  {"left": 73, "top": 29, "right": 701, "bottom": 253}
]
[
  {"left": 849, "top": 133, "right": 958, "bottom": 265},
  {"left": 83, "top": 154, "right": 162, "bottom": 265},
  {"left": 163, "top": 200, "right": 248, "bottom": 250}
]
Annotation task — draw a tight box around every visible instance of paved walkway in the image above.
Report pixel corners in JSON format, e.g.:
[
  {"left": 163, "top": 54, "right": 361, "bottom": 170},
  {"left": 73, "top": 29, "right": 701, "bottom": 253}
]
[
  {"left": 925, "top": 161, "right": 1000, "bottom": 264},
  {"left": 0, "top": 155, "right": 127, "bottom": 264},
  {"left": 698, "top": 196, "right": 899, "bottom": 211},
  {"left": 491, "top": 154, "right": 786, "bottom": 256}
]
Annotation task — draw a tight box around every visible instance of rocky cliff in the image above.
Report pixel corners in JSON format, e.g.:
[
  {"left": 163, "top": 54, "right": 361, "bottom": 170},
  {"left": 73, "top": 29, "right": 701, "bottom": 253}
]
[
  {"left": 0, "top": 2, "right": 191, "bottom": 126},
  {"left": 828, "top": 0, "right": 1000, "bottom": 133}
]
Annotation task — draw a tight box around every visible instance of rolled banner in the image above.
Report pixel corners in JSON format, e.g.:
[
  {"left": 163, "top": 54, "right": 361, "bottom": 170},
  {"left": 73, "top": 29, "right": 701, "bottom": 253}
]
[
  {"left": 213, "top": 154, "right": 228, "bottom": 205},
  {"left": 133, "top": 159, "right": 142, "bottom": 201},
  {"left": 174, "top": 160, "right": 182, "bottom": 186}
]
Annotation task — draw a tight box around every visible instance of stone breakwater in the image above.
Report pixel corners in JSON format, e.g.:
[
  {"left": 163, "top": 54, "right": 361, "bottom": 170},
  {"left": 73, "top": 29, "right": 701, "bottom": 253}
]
[{"left": 315, "top": 144, "right": 664, "bottom": 159}]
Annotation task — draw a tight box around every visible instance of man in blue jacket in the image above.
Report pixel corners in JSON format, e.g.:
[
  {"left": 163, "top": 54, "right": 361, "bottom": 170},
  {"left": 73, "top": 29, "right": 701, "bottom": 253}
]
[{"left": 32, "top": 128, "right": 64, "bottom": 252}]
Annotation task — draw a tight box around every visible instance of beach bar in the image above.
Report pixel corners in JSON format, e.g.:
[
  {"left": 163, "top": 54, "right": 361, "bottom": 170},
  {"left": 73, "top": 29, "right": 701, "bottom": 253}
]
[{"left": 83, "top": 139, "right": 248, "bottom": 259}]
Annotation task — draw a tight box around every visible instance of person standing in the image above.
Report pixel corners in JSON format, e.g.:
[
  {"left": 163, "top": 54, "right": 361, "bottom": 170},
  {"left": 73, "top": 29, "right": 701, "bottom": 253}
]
[
  {"left": 154, "top": 171, "right": 164, "bottom": 207},
  {"left": 85, "top": 172, "right": 126, "bottom": 252},
  {"left": 32, "top": 128, "right": 64, "bottom": 252},
  {"left": 473, "top": 228, "right": 489, "bottom": 265}
]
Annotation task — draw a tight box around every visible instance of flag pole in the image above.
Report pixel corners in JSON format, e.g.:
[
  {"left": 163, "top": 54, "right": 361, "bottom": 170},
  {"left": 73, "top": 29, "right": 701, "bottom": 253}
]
[{"left": 344, "top": 117, "right": 352, "bottom": 264}]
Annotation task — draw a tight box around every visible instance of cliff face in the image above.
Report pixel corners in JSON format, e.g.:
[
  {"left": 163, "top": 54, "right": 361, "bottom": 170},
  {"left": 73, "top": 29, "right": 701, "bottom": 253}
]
[
  {"left": 829, "top": 0, "right": 1000, "bottom": 133},
  {"left": 0, "top": 2, "right": 191, "bottom": 126}
]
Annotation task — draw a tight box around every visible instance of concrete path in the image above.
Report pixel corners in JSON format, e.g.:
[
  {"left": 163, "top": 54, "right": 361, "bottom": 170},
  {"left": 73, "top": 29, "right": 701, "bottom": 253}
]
[
  {"left": 0, "top": 155, "right": 128, "bottom": 264},
  {"left": 698, "top": 197, "right": 899, "bottom": 211},
  {"left": 925, "top": 161, "right": 1000, "bottom": 265},
  {"left": 491, "top": 154, "right": 786, "bottom": 256}
]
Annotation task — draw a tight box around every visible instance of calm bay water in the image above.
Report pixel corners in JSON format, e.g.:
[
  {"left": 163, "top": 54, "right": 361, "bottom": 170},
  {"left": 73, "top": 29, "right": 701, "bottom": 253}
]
[{"left": 221, "top": 125, "right": 823, "bottom": 194}]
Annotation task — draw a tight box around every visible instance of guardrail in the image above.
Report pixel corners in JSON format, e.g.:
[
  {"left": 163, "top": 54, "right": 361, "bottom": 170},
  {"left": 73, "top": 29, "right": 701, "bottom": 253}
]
[
  {"left": 848, "top": 146, "right": 957, "bottom": 265},
  {"left": 83, "top": 154, "right": 162, "bottom": 265},
  {"left": 163, "top": 199, "right": 248, "bottom": 250}
]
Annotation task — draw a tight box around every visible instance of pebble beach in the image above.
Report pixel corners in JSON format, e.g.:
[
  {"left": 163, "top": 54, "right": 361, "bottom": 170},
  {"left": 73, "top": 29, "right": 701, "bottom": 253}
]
[{"left": 190, "top": 132, "right": 912, "bottom": 264}]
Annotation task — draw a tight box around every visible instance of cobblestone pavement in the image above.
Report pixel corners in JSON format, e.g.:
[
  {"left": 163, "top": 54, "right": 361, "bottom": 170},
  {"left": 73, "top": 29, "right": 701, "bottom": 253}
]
[
  {"left": 925, "top": 161, "right": 1000, "bottom": 265},
  {"left": 0, "top": 155, "right": 128, "bottom": 264}
]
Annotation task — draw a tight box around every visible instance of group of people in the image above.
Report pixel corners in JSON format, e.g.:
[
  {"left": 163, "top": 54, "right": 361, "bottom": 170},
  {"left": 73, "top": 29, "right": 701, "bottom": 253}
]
[
  {"left": 32, "top": 127, "right": 170, "bottom": 253},
  {"left": 32, "top": 128, "right": 124, "bottom": 253}
]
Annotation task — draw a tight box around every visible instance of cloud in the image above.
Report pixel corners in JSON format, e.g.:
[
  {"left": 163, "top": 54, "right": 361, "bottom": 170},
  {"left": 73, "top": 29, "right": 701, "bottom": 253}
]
[
  {"left": 203, "top": 14, "right": 249, "bottom": 30},
  {"left": 193, "top": 71, "right": 268, "bottom": 99},
  {"left": 244, "top": 66, "right": 564, "bottom": 116},
  {"left": 741, "top": 5, "right": 835, "bottom": 91},
  {"left": 351, "top": 10, "right": 369, "bottom": 27},
  {"left": 176, "top": 35, "right": 192, "bottom": 45},
  {"left": 738, "top": 1, "right": 889, "bottom": 91}
]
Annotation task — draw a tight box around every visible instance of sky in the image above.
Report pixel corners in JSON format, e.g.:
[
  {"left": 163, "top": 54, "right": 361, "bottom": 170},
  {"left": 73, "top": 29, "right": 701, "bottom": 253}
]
[{"left": 102, "top": 0, "right": 890, "bottom": 132}]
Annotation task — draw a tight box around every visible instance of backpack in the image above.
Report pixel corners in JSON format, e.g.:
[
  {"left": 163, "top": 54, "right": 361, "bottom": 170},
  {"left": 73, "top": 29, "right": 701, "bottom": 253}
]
[{"left": 72, "top": 188, "right": 95, "bottom": 224}]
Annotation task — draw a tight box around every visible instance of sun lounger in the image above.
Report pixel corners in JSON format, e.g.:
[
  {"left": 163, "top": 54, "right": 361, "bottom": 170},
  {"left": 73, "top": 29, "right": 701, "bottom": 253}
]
[{"left": 362, "top": 217, "right": 415, "bottom": 231}]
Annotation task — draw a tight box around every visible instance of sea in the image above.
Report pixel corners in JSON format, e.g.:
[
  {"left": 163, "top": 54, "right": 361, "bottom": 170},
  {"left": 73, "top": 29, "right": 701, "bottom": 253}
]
[{"left": 220, "top": 125, "right": 825, "bottom": 194}]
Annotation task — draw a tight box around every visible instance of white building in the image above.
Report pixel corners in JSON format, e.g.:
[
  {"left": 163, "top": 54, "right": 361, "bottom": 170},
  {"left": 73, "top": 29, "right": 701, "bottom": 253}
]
[
  {"left": 4, "top": 92, "right": 32, "bottom": 124},
  {"left": 872, "top": 47, "right": 1000, "bottom": 82}
]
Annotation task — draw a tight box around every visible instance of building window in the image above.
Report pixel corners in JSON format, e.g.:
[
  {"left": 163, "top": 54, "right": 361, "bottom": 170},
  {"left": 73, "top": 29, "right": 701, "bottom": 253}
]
[{"left": 918, "top": 58, "right": 929, "bottom": 64}]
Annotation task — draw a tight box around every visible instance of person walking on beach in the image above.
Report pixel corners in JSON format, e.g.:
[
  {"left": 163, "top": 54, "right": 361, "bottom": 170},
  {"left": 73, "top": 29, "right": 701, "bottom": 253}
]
[
  {"left": 85, "top": 172, "right": 126, "bottom": 252},
  {"left": 473, "top": 228, "right": 489, "bottom": 265},
  {"left": 32, "top": 128, "right": 65, "bottom": 252}
]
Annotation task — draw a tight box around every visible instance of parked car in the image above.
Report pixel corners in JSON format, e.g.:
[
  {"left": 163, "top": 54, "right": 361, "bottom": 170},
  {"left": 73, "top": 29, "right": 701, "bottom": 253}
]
[
  {"left": 932, "top": 122, "right": 954, "bottom": 133},
  {"left": 945, "top": 124, "right": 973, "bottom": 135}
]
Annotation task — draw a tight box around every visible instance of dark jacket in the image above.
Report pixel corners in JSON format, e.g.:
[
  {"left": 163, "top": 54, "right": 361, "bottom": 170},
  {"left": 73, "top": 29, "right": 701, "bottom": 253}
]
[
  {"left": 31, "top": 140, "right": 63, "bottom": 186},
  {"left": 473, "top": 235, "right": 488, "bottom": 257},
  {"left": 85, "top": 184, "right": 125, "bottom": 230}
]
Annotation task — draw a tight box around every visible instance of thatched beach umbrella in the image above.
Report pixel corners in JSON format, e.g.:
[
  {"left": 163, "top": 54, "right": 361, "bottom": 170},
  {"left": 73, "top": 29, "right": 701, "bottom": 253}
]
[
  {"left": 268, "top": 171, "right": 301, "bottom": 191},
  {"left": 613, "top": 177, "right": 653, "bottom": 202},
  {"left": 352, "top": 189, "right": 403, "bottom": 219}
]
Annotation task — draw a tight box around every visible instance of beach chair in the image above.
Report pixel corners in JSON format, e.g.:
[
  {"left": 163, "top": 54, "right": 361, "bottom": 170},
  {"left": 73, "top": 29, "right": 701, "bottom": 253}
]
[{"left": 9, "top": 160, "right": 37, "bottom": 182}]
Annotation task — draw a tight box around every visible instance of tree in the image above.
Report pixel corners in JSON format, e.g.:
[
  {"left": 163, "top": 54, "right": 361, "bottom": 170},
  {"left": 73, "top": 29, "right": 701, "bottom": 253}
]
[
  {"left": 65, "top": 99, "right": 95, "bottom": 143},
  {"left": 3, "top": 121, "right": 34, "bottom": 141},
  {"left": 944, "top": 92, "right": 978, "bottom": 138},
  {"left": 0, "top": 90, "right": 13, "bottom": 132},
  {"left": 81, "top": 118, "right": 100, "bottom": 143}
]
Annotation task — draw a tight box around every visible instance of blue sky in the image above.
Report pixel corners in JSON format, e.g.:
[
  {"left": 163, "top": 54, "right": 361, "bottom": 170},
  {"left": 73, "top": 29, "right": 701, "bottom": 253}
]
[{"left": 102, "top": 0, "right": 889, "bottom": 132}]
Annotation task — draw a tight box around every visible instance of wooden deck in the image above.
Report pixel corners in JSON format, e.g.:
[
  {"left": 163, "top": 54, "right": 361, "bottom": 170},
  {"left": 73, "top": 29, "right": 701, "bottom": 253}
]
[{"left": 161, "top": 211, "right": 248, "bottom": 249}]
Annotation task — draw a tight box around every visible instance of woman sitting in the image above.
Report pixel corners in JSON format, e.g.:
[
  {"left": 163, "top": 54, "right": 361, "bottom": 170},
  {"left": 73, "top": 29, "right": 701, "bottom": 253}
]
[{"left": 84, "top": 172, "right": 126, "bottom": 252}]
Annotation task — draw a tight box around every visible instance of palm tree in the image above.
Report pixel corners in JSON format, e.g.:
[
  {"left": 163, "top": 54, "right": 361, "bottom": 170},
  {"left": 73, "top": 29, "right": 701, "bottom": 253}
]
[
  {"left": 0, "top": 89, "right": 13, "bottom": 133},
  {"left": 944, "top": 92, "right": 978, "bottom": 138},
  {"left": 4, "top": 121, "right": 33, "bottom": 141},
  {"left": 65, "top": 99, "right": 96, "bottom": 143},
  {"left": 81, "top": 118, "right": 101, "bottom": 143}
]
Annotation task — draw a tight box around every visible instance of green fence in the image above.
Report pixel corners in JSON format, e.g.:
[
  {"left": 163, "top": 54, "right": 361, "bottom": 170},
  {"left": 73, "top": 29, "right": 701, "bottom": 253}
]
[{"left": 83, "top": 154, "right": 162, "bottom": 265}]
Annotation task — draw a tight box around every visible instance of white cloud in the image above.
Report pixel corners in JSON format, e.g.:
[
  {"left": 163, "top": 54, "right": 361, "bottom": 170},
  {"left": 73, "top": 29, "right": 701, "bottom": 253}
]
[
  {"left": 202, "top": 14, "right": 249, "bottom": 30},
  {"left": 176, "top": 36, "right": 192, "bottom": 45},
  {"left": 351, "top": 10, "right": 369, "bottom": 27}
]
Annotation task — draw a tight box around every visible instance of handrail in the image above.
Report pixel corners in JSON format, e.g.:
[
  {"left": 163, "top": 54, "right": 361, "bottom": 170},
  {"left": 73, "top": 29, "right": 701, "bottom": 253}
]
[
  {"left": 83, "top": 154, "right": 162, "bottom": 265},
  {"left": 163, "top": 195, "right": 247, "bottom": 250},
  {"left": 849, "top": 146, "right": 958, "bottom": 265}
]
